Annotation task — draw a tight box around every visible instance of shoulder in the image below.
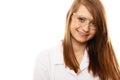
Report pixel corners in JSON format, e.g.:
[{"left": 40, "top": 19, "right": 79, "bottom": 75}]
[
  {"left": 34, "top": 42, "right": 63, "bottom": 80},
  {"left": 36, "top": 42, "right": 63, "bottom": 65}
]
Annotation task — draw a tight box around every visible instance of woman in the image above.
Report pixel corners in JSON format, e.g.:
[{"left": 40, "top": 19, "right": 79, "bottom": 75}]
[{"left": 34, "top": 0, "right": 120, "bottom": 80}]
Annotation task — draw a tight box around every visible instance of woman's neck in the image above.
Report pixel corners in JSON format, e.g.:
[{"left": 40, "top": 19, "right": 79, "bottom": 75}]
[
  {"left": 71, "top": 38, "right": 86, "bottom": 63},
  {"left": 72, "top": 38, "right": 86, "bottom": 54}
]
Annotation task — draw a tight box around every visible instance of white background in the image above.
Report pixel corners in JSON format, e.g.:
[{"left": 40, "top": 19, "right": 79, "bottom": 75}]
[{"left": 0, "top": 0, "right": 120, "bottom": 80}]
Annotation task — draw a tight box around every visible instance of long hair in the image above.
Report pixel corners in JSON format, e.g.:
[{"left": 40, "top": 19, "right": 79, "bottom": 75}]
[{"left": 63, "top": 0, "right": 120, "bottom": 79}]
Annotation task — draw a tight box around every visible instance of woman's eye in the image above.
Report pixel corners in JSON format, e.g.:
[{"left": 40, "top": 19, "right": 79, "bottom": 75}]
[
  {"left": 78, "top": 18, "right": 85, "bottom": 23},
  {"left": 90, "top": 22, "right": 95, "bottom": 26}
]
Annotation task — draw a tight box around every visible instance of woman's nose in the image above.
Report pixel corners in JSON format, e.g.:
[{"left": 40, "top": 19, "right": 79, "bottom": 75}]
[{"left": 82, "top": 22, "right": 89, "bottom": 32}]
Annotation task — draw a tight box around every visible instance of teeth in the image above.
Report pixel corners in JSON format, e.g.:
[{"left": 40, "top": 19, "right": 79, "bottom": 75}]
[{"left": 77, "top": 30, "right": 88, "bottom": 36}]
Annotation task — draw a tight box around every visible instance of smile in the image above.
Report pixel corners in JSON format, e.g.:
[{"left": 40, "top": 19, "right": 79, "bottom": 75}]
[{"left": 77, "top": 30, "right": 89, "bottom": 37}]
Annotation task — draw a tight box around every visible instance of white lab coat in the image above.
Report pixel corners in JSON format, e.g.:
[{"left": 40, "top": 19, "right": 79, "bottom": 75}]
[{"left": 34, "top": 42, "right": 100, "bottom": 80}]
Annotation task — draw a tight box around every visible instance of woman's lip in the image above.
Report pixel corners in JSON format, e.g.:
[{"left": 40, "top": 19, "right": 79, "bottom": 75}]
[{"left": 77, "top": 30, "right": 89, "bottom": 36}]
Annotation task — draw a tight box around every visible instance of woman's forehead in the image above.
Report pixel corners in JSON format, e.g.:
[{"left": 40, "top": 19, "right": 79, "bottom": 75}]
[{"left": 75, "top": 5, "right": 93, "bottom": 20}]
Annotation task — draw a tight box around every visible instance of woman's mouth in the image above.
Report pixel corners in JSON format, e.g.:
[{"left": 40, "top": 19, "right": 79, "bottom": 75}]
[{"left": 77, "top": 30, "right": 89, "bottom": 37}]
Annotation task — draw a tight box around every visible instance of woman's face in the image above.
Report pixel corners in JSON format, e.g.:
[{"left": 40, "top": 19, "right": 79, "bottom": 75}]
[{"left": 70, "top": 5, "right": 96, "bottom": 44}]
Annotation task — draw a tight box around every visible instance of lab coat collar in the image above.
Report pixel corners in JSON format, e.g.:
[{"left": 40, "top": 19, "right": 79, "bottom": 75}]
[
  {"left": 80, "top": 50, "right": 89, "bottom": 71},
  {"left": 53, "top": 42, "right": 89, "bottom": 71}
]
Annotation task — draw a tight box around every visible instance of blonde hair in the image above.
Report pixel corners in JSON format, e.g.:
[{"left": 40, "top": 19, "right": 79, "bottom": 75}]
[{"left": 63, "top": 0, "right": 120, "bottom": 79}]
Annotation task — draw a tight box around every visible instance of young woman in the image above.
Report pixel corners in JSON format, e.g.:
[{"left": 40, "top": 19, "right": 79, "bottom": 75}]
[{"left": 34, "top": 0, "right": 120, "bottom": 80}]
